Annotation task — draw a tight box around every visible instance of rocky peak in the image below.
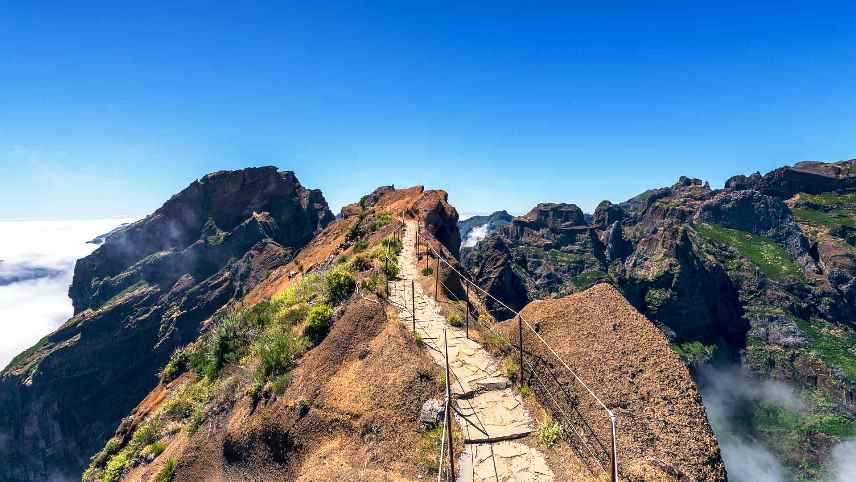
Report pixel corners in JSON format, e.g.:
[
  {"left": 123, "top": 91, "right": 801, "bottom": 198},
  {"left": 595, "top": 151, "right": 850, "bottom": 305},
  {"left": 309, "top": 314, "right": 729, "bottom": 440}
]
[
  {"left": 517, "top": 203, "right": 585, "bottom": 230},
  {"left": 727, "top": 159, "right": 856, "bottom": 199},
  {"left": 672, "top": 176, "right": 709, "bottom": 190},
  {"left": 0, "top": 167, "right": 333, "bottom": 482},
  {"left": 69, "top": 167, "right": 333, "bottom": 313},
  {"left": 592, "top": 200, "right": 626, "bottom": 227}
]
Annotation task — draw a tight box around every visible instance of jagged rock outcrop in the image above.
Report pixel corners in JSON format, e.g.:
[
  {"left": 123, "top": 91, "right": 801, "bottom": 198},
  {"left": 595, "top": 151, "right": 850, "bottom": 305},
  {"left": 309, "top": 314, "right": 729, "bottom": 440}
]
[
  {"left": 464, "top": 234, "right": 529, "bottom": 315},
  {"left": 0, "top": 167, "right": 332, "bottom": 482},
  {"left": 695, "top": 189, "right": 818, "bottom": 271},
  {"left": 592, "top": 200, "right": 625, "bottom": 227},
  {"left": 462, "top": 159, "right": 856, "bottom": 479},
  {"left": 726, "top": 159, "right": 856, "bottom": 198}
]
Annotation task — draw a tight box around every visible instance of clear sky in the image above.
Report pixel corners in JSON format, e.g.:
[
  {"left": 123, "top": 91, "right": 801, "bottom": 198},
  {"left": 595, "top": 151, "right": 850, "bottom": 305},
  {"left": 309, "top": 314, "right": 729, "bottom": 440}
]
[{"left": 2, "top": 1, "right": 856, "bottom": 220}]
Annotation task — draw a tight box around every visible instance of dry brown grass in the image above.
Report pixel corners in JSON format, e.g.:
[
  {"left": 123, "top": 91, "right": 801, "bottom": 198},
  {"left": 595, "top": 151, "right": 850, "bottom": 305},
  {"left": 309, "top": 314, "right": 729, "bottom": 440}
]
[{"left": 499, "top": 283, "right": 726, "bottom": 482}]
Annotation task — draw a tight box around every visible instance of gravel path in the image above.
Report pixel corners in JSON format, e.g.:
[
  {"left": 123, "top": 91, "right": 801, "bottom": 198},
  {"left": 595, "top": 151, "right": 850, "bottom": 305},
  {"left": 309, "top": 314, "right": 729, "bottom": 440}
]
[{"left": 389, "top": 220, "right": 554, "bottom": 482}]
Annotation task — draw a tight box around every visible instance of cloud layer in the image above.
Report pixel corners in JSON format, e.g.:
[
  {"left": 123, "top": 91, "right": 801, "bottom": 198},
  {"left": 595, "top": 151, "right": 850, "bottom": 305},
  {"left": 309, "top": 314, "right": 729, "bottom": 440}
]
[{"left": 0, "top": 219, "right": 131, "bottom": 369}]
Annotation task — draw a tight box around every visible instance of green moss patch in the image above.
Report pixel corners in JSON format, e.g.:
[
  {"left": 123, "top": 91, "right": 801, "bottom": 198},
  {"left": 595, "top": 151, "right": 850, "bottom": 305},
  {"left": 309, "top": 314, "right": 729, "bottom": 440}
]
[
  {"left": 694, "top": 223, "right": 803, "bottom": 281},
  {"left": 791, "top": 206, "right": 855, "bottom": 229},
  {"left": 792, "top": 316, "right": 856, "bottom": 382}
]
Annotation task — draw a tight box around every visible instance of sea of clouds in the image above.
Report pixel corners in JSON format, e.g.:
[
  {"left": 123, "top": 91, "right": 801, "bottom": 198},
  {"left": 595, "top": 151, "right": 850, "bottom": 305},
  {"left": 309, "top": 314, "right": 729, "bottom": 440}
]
[{"left": 0, "top": 219, "right": 131, "bottom": 369}]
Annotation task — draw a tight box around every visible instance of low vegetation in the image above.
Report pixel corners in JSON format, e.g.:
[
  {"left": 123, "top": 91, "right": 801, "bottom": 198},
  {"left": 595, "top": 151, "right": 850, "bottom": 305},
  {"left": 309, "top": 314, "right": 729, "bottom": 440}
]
[
  {"left": 792, "top": 315, "right": 856, "bottom": 382},
  {"left": 154, "top": 459, "right": 176, "bottom": 482},
  {"left": 537, "top": 417, "right": 563, "bottom": 448},
  {"left": 694, "top": 222, "right": 803, "bottom": 281},
  {"left": 673, "top": 341, "right": 716, "bottom": 365},
  {"left": 739, "top": 395, "right": 856, "bottom": 480},
  {"left": 85, "top": 228, "right": 404, "bottom": 481}
]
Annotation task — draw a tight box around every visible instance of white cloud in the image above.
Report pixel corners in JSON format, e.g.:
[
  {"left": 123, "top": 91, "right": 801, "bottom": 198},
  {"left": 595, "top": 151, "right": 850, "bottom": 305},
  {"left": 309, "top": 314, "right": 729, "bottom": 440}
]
[
  {"left": 463, "top": 223, "right": 490, "bottom": 248},
  {"left": 0, "top": 219, "right": 132, "bottom": 369},
  {"left": 698, "top": 365, "right": 802, "bottom": 482},
  {"left": 832, "top": 438, "right": 856, "bottom": 481}
]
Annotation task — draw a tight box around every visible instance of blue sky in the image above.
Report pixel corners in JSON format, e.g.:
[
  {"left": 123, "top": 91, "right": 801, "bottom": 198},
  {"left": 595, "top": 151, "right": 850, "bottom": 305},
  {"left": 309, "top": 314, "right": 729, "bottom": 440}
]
[{"left": 2, "top": 1, "right": 856, "bottom": 219}]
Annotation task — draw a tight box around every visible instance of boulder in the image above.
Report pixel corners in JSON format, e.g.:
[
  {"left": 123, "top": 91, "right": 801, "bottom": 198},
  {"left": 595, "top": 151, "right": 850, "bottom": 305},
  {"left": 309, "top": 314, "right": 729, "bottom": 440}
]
[{"left": 418, "top": 398, "right": 445, "bottom": 430}]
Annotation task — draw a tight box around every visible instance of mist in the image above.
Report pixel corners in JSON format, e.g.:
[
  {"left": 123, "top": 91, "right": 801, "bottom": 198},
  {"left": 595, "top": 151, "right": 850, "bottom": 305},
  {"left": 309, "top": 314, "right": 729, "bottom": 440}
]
[
  {"left": 697, "top": 365, "right": 802, "bottom": 482},
  {"left": 0, "top": 219, "right": 131, "bottom": 369},
  {"left": 463, "top": 223, "right": 490, "bottom": 248}
]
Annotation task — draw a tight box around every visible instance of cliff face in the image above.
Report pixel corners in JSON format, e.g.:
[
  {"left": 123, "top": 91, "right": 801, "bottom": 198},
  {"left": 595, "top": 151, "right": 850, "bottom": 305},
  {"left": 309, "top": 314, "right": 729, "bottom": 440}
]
[
  {"left": 462, "top": 160, "right": 856, "bottom": 479},
  {"left": 0, "top": 167, "right": 332, "bottom": 482}
]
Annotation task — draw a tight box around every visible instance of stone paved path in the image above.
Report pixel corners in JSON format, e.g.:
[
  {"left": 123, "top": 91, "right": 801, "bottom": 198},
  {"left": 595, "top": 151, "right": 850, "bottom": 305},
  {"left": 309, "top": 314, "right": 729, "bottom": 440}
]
[{"left": 389, "top": 220, "right": 554, "bottom": 482}]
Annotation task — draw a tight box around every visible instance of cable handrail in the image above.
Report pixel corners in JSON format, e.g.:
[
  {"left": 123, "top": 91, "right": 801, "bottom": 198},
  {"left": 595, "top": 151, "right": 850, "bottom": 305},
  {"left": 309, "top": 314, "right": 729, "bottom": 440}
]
[
  {"left": 388, "top": 273, "right": 500, "bottom": 482},
  {"left": 416, "top": 222, "right": 619, "bottom": 481},
  {"left": 424, "top": 241, "right": 614, "bottom": 417}
]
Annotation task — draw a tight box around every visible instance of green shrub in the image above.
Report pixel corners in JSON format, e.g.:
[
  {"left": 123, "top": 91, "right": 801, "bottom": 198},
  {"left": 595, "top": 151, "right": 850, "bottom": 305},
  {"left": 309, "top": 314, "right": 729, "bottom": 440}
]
[
  {"left": 421, "top": 266, "right": 434, "bottom": 276},
  {"left": 130, "top": 417, "right": 163, "bottom": 451},
  {"left": 186, "top": 408, "right": 205, "bottom": 436},
  {"left": 370, "top": 212, "right": 392, "bottom": 231},
  {"left": 161, "top": 347, "right": 190, "bottom": 382},
  {"left": 142, "top": 440, "right": 166, "bottom": 458},
  {"left": 382, "top": 260, "right": 400, "bottom": 279},
  {"left": 275, "top": 302, "right": 309, "bottom": 326},
  {"left": 244, "top": 300, "right": 276, "bottom": 327},
  {"left": 271, "top": 373, "right": 291, "bottom": 394},
  {"left": 274, "top": 273, "right": 325, "bottom": 308},
  {"left": 246, "top": 379, "right": 264, "bottom": 399},
  {"left": 353, "top": 239, "right": 368, "bottom": 253},
  {"left": 349, "top": 253, "right": 372, "bottom": 271},
  {"left": 537, "top": 417, "right": 563, "bottom": 447},
  {"left": 303, "top": 304, "right": 334, "bottom": 344},
  {"left": 255, "top": 325, "right": 305, "bottom": 381},
  {"left": 448, "top": 314, "right": 463, "bottom": 328},
  {"left": 325, "top": 268, "right": 356, "bottom": 303},
  {"left": 504, "top": 359, "right": 519, "bottom": 383},
  {"left": 103, "top": 448, "right": 131, "bottom": 482},
  {"left": 381, "top": 233, "right": 403, "bottom": 253},
  {"left": 154, "top": 458, "right": 177, "bottom": 482},
  {"left": 187, "top": 309, "right": 253, "bottom": 380}
]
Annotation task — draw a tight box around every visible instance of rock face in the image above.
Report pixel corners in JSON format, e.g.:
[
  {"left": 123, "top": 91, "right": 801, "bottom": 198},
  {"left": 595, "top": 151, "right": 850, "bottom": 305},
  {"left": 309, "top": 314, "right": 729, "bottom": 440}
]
[
  {"left": 725, "top": 159, "right": 856, "bottom": 198},
  {"left": 462, "top": 159, "right": 856, "bottom": 479},
  {"left": 0, "top": 167, "right": 332, "bottom": 482}
]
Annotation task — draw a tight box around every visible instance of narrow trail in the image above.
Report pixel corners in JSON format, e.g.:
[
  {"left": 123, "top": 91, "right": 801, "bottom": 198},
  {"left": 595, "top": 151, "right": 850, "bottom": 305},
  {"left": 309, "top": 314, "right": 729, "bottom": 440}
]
[{"left": 390, "top": 220, "right": 554, "bottom": 482}]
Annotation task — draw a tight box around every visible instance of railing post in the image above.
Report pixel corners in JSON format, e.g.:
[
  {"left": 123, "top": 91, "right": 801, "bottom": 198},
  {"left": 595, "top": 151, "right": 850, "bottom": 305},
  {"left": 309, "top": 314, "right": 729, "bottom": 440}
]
[
  {"left": 465, "top": 282, "right": 469, "bottom": 339},
  {"left": 425, "top": 243, "right": 430, "bottom": 271},
  {"left": 411, "top": 279, "right": 416, "bottom": 334},
  {"left": 610, "top": 414, "right": 618, "bottom": 482},
  {"left": 517, "top": 315, "right": 524, "bottom": 385},
  {"left": 443, "top": 329, "right": 455, "bottom": 478},
  {"left": 434, "top": 256, "right": 440, "bottom": 301}
]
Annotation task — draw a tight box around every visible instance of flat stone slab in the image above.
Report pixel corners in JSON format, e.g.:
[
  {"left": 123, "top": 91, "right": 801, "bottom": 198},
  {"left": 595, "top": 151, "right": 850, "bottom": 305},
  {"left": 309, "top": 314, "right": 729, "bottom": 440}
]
[
  {"left": 458, "top": 441, "right": 555, "bottom": 482},
  {"left": 455, "top": 390, "right": 533, "bottom": 443},
  {"left": 389, "top": 221, "right": 552, "bottom": 482}
]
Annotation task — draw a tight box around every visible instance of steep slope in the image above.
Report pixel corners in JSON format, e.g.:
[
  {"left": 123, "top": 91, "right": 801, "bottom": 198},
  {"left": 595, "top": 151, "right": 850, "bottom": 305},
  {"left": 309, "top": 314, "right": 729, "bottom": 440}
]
[
  {"left": 80, "top": 185, "right": 465, "bottom": 482},
  {"left": 0, "top": 167, "right": 333, "bottom": 482},
  {"left": 462, "top": 160, "right": 856, "bottom": 478},
  {"left": 504, "top": 284, "right": 726, "bottom": 481}
]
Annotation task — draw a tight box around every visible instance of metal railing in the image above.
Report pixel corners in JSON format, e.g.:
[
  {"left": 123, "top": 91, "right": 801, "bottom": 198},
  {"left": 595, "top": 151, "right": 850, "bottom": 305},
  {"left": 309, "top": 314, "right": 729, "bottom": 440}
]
[{"left": 410, "top": 220, "right": 620, "bottom": 481}]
